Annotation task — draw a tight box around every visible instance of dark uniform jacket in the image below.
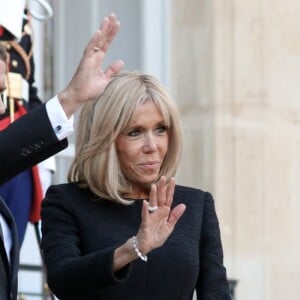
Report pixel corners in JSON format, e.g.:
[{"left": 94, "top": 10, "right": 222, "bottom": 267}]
[{"left": 0, "top": 104, "right": 68, "bottom": 300}]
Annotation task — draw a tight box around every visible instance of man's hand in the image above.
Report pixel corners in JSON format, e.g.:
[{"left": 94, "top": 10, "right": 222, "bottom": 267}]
[{"left": 58, "top": 13, "right": 124, "bottom": 118}]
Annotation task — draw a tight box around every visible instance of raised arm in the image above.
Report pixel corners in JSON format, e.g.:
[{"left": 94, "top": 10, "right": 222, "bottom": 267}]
[
  {"left": 57, "top": 13, "right": 124, "bottom": 118},
  {"left": 0, "top": 13, "right": 124, "bottom": 184}
]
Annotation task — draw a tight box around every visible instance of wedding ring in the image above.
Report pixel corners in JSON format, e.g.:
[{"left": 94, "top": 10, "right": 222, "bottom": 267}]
[
  {"left": 148, "top": 205, "right": 158, "bottom": 213},
  {"left": 94, "top": 46, "right": 100, "bottom": 52}
]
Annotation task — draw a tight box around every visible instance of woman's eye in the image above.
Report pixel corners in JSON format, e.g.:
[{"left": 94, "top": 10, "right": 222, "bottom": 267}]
[
  {"left": 127, "top": 129, "right": 140, "bottom": 137},
  {"left": 155, "top": 125, "right": 168, "bottom": 134}
]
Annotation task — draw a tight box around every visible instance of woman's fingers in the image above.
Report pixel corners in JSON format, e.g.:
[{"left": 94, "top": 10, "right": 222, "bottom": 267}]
[
  {"left": 168, "top": 204, "right": 186, "bottom": 229},
  {"left": 148, "top": 184, "right": 158, "bottom": 214},
  {"left": 141, "top": 200, "right": 149, "bottom": 224},
  {"left": 151, "top": 176, "right": 176, "bottom": 208},
  {"left": 157, "top": 176, "right": 167, "bottom": 206},
  {"left": 165, "top": 177, "right": 175, "bottom": 207}
]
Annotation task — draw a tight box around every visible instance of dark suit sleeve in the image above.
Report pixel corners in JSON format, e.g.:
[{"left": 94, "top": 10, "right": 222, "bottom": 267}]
[
  {"left": 196, "top": 192, "right": 232, "bottom": 299},
  {"left": 0, "top": 197, "right": 19, "bottom": 300},
  {"left": 0, "top": 104, "right": 68, "bottom": 184}
]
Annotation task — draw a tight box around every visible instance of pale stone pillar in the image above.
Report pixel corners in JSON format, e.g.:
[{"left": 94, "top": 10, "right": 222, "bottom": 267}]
[{"left": 170, "top": 0, "right": 300, "bottom": 299}]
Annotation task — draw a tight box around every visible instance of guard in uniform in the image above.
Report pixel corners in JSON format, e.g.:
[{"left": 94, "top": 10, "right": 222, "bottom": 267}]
[{"left": 0, "top": 4, "right": 54, "bottom": 246}]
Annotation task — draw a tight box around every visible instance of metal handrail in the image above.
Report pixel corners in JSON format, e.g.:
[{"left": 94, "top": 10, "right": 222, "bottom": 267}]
[{"left": 18, "top": 263, "right": 52, "bottom": 300}]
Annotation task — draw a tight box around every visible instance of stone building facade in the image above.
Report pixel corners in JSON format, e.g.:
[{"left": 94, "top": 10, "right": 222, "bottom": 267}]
[{"left": 172, "top": 1, "right": 300, "bottom": 299}]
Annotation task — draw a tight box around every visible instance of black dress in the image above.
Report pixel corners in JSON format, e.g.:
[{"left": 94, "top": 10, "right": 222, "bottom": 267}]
[{"left": 41, "top": 183, "right": 231, "bottom": 300}]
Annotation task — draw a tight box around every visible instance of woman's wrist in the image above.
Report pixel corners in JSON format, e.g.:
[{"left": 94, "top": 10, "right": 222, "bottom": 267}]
[
  {"left": 112, "top": 236, "right": 152, "bottom": 272},
  {"left": 112, "top": 238, "right": 137, "bottom": 272},
  {"left": 131, "top": 236, "right": 148, "bottom": 262}
]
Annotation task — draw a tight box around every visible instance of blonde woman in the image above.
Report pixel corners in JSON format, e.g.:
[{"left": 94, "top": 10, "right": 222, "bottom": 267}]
[{"left": 41, "top": 72, "right": 231, "bottom": 300}]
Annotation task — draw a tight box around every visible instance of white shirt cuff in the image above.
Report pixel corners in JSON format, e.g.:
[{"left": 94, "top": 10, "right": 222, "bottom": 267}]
[{"left": 45, "top": 96, "right": 74, "bottom": 140}]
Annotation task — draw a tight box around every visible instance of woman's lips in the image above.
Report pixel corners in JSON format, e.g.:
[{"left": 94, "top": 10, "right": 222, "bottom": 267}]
[{"left": 139, "top": 161, "right": 160, "bottom": 170}]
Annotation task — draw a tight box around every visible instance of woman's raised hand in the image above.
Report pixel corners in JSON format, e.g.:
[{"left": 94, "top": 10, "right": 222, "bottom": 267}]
[{"left": 136, "top": 176, "right": 186, "bottom": 254}]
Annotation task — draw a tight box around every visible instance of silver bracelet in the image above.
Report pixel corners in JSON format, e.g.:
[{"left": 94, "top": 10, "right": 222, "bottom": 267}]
[{"left": 131, "top": 236, "right": 148, "bottom": 262}]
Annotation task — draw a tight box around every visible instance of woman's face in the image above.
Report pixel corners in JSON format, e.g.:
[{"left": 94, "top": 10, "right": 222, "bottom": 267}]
[{"left": 116, "top": 101, "right": 169, "bottom": 196}]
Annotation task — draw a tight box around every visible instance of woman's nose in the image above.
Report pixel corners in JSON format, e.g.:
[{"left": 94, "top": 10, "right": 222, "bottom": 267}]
[{"left": 142, "top": 133, "right": 158, "bottom": 152}]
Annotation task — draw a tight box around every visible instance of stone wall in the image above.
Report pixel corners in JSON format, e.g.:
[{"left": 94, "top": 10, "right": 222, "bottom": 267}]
[{"left": 170, "top": 0, "right": 300, "bottom": 299}]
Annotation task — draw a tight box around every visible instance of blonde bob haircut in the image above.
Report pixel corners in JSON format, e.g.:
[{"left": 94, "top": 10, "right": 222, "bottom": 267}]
[{"left": 68, "top": 71, "right": 183, "bottom": 205}]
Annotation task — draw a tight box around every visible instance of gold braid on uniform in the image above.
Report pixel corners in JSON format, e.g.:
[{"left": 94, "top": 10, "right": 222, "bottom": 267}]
[{"left": 8, "top": 40, "right": 32, "bottom": 81}]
